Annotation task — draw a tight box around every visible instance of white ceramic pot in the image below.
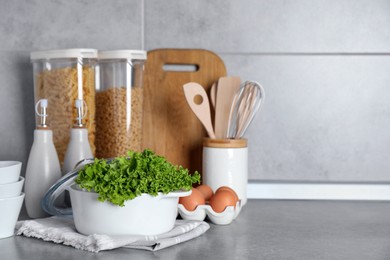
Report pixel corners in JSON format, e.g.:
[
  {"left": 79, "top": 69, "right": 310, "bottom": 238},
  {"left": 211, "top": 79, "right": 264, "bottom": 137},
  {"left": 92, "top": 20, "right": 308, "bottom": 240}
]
[
  {"left": 203, "top": 138, "right": 248, "bottom": 205},
  {"left": 68, "top": 184, "right": 191, "bottom": 236},
  {"left": 0, "top": 177, "right": 24, "bottom": 199},
  {"left": 0, "top": 193, "right": 25, "bottom": 239}
]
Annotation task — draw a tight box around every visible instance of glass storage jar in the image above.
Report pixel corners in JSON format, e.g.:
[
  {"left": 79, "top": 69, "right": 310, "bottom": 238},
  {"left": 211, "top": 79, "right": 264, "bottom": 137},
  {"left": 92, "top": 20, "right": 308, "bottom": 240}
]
[
  {"left": 30, "top": 49, "right": 98, "bottom": 164},
  {"left": 95, "top": 50, "right": 147, "bottom": 158}
]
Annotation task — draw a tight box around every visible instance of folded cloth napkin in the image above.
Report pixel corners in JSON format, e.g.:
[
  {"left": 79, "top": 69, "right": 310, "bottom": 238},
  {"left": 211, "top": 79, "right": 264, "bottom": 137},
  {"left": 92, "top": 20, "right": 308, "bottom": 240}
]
[{"left": 15, "top": 216, "right": 209, "bottom": 252}]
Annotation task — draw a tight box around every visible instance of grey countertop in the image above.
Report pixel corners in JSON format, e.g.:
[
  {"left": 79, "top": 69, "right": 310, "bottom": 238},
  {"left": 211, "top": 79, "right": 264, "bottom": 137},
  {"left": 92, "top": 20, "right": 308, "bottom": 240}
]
[{"left": 1, "top": 199, "right": 390, "bottom": 260}]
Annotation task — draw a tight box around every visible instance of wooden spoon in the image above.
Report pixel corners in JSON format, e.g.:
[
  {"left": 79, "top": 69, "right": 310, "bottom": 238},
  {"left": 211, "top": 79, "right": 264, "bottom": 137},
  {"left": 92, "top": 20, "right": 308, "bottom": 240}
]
[{"left": 183, "top": 82, "right": 216, "bottom": 139}]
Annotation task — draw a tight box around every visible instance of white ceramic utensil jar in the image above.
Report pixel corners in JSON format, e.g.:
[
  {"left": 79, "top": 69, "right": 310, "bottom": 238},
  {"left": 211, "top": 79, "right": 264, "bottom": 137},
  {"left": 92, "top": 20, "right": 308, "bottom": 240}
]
[{"left": 203, "top": 138, "right": 248, "bottom": 205}]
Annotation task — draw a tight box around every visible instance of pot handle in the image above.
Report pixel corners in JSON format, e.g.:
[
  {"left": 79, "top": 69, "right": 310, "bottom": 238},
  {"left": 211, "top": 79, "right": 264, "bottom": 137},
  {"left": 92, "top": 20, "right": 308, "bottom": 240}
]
[
  {"left": 164, "top": 189, "right": 192, "bottom": 198},
  {"left": 41, "top": 158, "right": 95, "bottom": 216}
]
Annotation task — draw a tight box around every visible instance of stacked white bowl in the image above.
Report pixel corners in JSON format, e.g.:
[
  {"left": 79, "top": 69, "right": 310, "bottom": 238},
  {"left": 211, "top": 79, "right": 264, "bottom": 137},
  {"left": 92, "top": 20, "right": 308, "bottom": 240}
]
[{"left": 0, "top": 161, "right": 24, "bottom": 239}]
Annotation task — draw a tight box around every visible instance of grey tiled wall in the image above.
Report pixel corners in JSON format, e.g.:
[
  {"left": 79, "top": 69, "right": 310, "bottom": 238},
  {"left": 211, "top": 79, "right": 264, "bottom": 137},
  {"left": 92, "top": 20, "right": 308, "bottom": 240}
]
[{"left": 1, "top": 0, "right": 389, "bottom": 182}]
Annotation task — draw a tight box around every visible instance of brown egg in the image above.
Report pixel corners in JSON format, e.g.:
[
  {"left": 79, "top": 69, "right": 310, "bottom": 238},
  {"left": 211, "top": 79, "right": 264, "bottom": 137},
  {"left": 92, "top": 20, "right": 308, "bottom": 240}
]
[
  {"left": 209, "top": 190, "right": 237, "bottom": 213},
  {"left": 216, "top": 186, "right": 239, "bottom": 203},
  {"left": 196, "top": 184, "right": 214, "bottom": 201},
  {"left": 179, "top": 188, "right": 206, "bottom": 211}
]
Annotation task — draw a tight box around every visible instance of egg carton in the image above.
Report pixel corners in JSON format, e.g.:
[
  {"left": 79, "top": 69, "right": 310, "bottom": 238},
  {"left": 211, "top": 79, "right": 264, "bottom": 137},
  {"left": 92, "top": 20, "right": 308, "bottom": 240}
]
[{"left": 178, "top": 200, "right": 243, "bottom": 225}]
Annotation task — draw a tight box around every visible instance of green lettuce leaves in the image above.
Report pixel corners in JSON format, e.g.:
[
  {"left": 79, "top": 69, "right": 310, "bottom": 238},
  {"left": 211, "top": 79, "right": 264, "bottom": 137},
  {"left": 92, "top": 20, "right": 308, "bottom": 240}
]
[{"left": 75, "top": 149, "right": 200, "bottom": 206}]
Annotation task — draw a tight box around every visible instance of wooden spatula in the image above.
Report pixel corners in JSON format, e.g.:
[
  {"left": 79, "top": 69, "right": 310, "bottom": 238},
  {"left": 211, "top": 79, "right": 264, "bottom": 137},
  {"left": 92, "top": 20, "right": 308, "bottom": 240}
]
[{"left": 214, "top": 76, "right": 241, "bottom": 138}]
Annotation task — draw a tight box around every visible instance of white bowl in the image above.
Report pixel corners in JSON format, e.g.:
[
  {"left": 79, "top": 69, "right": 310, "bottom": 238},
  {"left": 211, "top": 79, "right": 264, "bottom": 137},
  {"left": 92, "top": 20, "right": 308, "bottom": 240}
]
[
  {"left": 0, "top": 177, "right": 24, "bottom": 199},
  {"left": 0, "top": 161, "right": 22, "bottom": 185},
  {"left": 0, "top": 192, "right": 25, "bottom": 239},
  {"left": 68, "top": 184, "right": 191, "bottom": 236}
]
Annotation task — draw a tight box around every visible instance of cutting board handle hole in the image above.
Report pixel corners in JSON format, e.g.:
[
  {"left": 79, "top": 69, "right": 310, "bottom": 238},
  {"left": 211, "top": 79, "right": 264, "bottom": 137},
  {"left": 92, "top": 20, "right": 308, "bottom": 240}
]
[{"left": 163, "top": 64, "right": 199, "bottom": 72}]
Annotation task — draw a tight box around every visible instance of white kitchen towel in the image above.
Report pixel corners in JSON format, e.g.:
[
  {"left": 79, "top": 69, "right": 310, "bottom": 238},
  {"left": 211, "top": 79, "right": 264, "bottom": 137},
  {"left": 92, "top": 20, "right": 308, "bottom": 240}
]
[{"left": 15, "top": 216, "right": 209, "bottom": 252}]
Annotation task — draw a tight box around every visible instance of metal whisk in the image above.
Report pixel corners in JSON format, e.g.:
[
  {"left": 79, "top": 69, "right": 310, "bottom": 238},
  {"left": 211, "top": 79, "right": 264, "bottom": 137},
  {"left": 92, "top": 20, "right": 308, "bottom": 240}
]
[{"left": 226, "top": 81, "right": 265, "bottom": 139}]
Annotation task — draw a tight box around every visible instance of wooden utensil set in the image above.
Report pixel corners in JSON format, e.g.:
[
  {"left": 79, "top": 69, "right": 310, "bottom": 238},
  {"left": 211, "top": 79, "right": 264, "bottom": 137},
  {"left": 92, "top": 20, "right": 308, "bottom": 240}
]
[{"left": 183, "top": 77, "right": 265, "bottom": 140}]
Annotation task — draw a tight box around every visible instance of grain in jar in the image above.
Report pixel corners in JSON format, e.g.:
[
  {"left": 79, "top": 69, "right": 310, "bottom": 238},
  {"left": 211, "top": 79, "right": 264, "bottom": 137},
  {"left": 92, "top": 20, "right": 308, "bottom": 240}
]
[
  {"left": 96, "top": 50, "right": 147, "bottom": 158},
  {"left": 30, "top": 49, "right": 98, "bottom": 164}
]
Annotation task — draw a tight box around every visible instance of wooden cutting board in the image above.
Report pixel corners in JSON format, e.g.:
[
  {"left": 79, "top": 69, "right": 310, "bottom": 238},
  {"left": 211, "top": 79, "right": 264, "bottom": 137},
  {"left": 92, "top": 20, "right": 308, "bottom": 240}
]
[{"left": 142, "top": 49, "right": 227, "bottom": 174}]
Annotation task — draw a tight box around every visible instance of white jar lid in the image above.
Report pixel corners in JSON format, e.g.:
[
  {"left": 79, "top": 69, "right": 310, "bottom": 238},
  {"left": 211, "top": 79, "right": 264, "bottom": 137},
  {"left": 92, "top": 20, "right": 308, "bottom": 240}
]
[
  {"left": 30, "top": 48, "right": 98, "bottom": 60},
  {"left": 98, "top": 50, "right": 147, "bottom": 60}
]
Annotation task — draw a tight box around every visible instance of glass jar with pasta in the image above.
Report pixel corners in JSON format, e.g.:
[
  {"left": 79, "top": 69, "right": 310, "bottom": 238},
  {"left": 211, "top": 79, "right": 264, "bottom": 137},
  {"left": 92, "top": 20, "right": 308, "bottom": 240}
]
[
  {"left": 96, "top": 50, "right": 147, "bottom": 158},
  {"left": 30, "top": 49, "right": 98, "bottom": 164}
]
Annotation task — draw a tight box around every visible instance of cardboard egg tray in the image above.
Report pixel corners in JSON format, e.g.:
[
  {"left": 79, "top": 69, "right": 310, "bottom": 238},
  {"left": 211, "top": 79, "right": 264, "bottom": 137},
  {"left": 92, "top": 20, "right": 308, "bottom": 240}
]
[{"left": 178, "top": 200, "right": 242, "bottom": 225}]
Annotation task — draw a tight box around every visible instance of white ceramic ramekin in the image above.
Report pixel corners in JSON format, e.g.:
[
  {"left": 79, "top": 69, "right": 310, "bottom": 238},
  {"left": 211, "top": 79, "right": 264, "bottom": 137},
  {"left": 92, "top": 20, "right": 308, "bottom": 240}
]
[
  {"left": 0, "top": 177, "right": 24, "bottom": 199},
  {"left": 0, "top": 161, "right": 22, "bottom": 185},
  {"left": 0, "top": 192, "right": 25, "bottom": 239}
]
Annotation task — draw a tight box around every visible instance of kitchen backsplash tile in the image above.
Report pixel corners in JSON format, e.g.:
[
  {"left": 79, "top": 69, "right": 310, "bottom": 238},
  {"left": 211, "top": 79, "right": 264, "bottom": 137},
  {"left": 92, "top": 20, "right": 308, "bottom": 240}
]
[
  {"left": 0, "top": 51, "right": 34, "bottom": 167},
  {"left": 222, "top": 54, "right": 390, "bottom": 181},
  {"left": 0, "top": 0, "right": 143, "bottom": 51},
  {"left": 0, "top": 0, "right": 389, "bottom": 182},
  {"left": 145, "top": 0, "right": 390, "bottom": 53}
]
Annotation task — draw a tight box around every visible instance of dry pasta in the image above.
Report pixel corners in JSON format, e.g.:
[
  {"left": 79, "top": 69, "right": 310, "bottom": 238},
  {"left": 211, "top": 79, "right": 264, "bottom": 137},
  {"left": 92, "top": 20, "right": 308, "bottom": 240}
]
[
  {"left": 95, "top": 86, "right": 143, "bottom": 158},
  {"left": 35, "top": 66, "right": 96, "bottom": 164}
]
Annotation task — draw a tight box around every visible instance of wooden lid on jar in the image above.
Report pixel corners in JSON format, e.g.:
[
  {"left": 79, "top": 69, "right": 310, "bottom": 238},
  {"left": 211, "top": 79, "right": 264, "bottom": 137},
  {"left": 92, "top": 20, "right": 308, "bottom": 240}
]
[{"left": 203, "top": 138, "right": 247, "bottom": 148}]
